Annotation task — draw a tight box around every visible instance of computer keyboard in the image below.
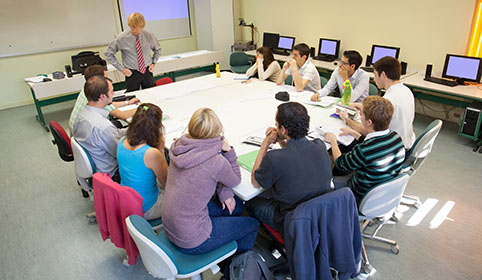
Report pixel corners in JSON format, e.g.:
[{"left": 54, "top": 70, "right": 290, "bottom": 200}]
[
  {"left": 424, "top": 77, "right": 458, "bottom": 87},
  {"left": 313, "top": 55, "right": 335, "bottom": 62},
  {"left": 360, "top": 66, "right": 374, "bottom": 72},
  {"left": 272, "top": 49, "right": 290, "bottom": 56}
]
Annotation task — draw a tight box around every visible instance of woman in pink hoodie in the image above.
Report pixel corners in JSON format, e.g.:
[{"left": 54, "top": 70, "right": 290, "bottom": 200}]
[{"left": 161, "top": 108, "right": 259, "bottom": 277}]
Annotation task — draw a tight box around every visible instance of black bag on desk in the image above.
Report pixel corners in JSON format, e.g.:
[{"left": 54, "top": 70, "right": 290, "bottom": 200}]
[{"left": 230, "top": 251, "right": 274, "bottom": 280}]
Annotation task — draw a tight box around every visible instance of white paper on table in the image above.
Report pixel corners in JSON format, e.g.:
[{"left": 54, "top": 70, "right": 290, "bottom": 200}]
[
  {"left": 307, "top": 131, "right": 331, "bottom": 150},
  {"left": 113, "top": 89, "right": 127, "bottom": 97},
  {"left": 163, "top": 118, "right": 186, "bottom": 134},
  {"left": 118, "top": 104, "right": 138, "bottom": 111},
  {"left": 24, "top": 76, "right": 46, "bottom": 83},
  {"left": 304, "top": 96, "right": 341, "bottom": 107},
  {"left": 314, "top": 125, "right": 355, "bottom": 146},
  {"left": 234, "top": 74, "right": 250, "bottom": 80}
]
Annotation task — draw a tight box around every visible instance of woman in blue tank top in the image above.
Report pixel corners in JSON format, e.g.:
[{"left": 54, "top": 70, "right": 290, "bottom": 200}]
[{"left": 117, "top": 103, "right": 168, "bottom": 220}]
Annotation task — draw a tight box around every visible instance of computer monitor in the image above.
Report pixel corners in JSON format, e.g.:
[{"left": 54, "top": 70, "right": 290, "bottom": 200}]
[
  {"left": 318, "top": 38, "right": 340, "bottom": 58},
  {"left": 263, "top": 32, "right": 279, "bottom": 50},
  {"left": 370, "top": 44, "right": 400, "bottom": 65},
  {"left": 277, "top": 36, "right": 295, "bottom": 52},
  {"left": 442, "top": 54, "right": 482, "bottom": 83}
]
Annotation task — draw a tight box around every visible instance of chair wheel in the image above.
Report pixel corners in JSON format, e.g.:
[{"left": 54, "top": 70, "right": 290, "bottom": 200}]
[
  {"left": 81, "top": 189, "right": 90, "bottom": 198},
  {"left": 391, "top": 244, "right": 400, "bottom": 254},
  {"left": 390, "top": 213, "right": 399, "bottom": 222}
]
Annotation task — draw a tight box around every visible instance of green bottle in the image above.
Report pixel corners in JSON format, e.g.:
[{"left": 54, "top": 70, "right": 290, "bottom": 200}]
[{"left": 342, "top": 80, "right": 352, "bottom": 105}]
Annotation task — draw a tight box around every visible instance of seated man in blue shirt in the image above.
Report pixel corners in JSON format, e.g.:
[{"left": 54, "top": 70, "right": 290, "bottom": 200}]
[
  {"left": 73, "top": 76, "right": 126, "bottom": 182},
  {"left": 311, "top": 50, "right": 369, "bottom": 103},
  {"left": 246, "top": 102, "right": 333, "bottom": 233}
]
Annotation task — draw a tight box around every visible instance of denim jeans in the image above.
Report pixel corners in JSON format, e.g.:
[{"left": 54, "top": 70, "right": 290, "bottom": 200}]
[
  {"left": 177, "top": 196, "right": 260, "bottom": 255},
  {"left": 245, "top": 195, "right": 280, "bottom": 232}
]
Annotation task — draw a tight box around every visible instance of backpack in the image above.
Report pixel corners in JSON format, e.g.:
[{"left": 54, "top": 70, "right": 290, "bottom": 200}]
[{"left": 230, "top": 251, "right": 274, "bottom": 280}]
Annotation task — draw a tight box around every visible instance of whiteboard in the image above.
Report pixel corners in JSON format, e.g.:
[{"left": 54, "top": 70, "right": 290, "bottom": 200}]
[{"left": 0, "top": 0, "right": 119, "bottom": 58}]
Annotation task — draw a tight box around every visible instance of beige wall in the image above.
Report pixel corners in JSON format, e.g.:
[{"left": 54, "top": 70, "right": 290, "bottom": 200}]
[
  {"left": 0, "top": 0, "right": 198, "bottom": 110},
  {"left": 239, "top": 0, "right": 475, "bottom": 73}
]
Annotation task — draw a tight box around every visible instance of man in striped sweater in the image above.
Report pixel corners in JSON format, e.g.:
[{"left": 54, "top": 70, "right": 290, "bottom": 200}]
[{"left": 325, "top": 96, "right": 406, "bottom": 203}]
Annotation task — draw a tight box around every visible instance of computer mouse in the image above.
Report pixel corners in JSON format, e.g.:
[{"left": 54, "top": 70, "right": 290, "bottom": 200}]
[
  {"left": 333, "top": 62, "right": 338, "bottom": 65},
  {"left": 43, "top": 78, "right": 52, "bottom": 82}
]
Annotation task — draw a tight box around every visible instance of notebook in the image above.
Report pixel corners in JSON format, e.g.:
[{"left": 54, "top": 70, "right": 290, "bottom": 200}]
[
  {"left": 304, "top": 96, "right": 341, "bottom": 108},
  {"left": 237, "top": 149, "right": 259, "bottom": 172}
]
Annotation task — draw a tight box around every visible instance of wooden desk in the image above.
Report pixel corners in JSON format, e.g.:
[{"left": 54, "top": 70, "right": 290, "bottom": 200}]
[
  {"left": 24, "top": 50, "right": 224, "bottom": 131},
  {"left": 133, "top": 72, "right": 346, "bottom": 200}
]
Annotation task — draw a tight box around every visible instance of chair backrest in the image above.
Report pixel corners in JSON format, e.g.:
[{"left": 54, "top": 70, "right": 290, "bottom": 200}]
[
  {"left": 320, "top": 75, "right": 328, "bottom": 88},
  {"left": 49, "top": 120, "right": 73, "bottom": 162},
  {"left": 358, "top": 174, "right": 410, "bottom": 219},
  {"left": 284, "top": 74, "right": 293, "bottom": 86},
  {"left": 403, "top": 119, "right": 443, "bottom": 174},
  {"left": 71, "top": 137, "right": 95, "bottom": 179},
  {"left": 229, "top": 52, "right": 249, "bottom": 67},
  {"left": 369, "top": 83, "right": 379, "bottom": 96},
  {"left": 156, "top": 77, "right": 173, "bottom": 87},
  {"left": 126, "top": 215, "right": 178, "bottom": 278}
]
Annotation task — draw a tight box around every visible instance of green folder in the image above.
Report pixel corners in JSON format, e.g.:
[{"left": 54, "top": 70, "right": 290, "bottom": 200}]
[{"left": 237, "top": 149, "right": 259, "bottom": 172}]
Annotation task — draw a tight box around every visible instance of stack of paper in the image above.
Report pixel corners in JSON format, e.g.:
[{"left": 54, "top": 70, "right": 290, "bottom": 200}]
[
  {"left": 314, "top": 125, "right": 355, "bottom": 146},
  {"left": 304, "top": 96, "right": 341, "bottom": 107}
]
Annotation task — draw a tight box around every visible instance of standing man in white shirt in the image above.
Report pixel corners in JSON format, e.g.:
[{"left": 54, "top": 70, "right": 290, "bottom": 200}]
[
  {"left": 276, "top": 43, "right": 321, "bottom": 92},
  {"left": 339, "top": 56, "right": 416, "bottom": 149},
  {"left": 105, "top": 12, "right": 161, "bottom": 92},
  {"left": 311, "top": 50, "right": 369, "bottom": 103}
]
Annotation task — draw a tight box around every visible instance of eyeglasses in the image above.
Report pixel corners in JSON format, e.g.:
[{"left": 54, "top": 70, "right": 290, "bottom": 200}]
[{"left": 339, "top": 60, "right": 350, "bottom": 65}]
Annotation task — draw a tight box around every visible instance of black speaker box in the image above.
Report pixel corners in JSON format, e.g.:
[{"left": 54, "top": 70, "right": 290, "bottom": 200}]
[
  {"left": 401, "top": 61, "right": 407, "bottom": 75},
  {"left": 310, "top": 47, "right": 315, "bottom": 58},
  {"left": 425, "top": 64, "right": 433, "bottom": 79},
  {"left": 365, "top": 55, "right": 372, "bottom": 67}
]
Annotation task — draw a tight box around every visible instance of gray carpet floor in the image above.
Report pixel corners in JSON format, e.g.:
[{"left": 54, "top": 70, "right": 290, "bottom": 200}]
[{"left": 0, "top": 99, "right": 481, "bottom": 280}]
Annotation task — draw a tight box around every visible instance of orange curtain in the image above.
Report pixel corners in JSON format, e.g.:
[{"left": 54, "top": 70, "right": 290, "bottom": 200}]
[{"left": 468, "top": 1, "right": 482, "bottom": 57}]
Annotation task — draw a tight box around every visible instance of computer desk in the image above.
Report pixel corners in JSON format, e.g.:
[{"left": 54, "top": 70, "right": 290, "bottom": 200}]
[
  {"left": 246, "top": 50, "right": 482, "bottom": 145},
  {"left": 24, "top": 50, "right": 224, "bottom": 131},
  {"left": 244, "top": 50, "right": 418, "bottom": 81},
  {"left": 131, "top": 71, "right": 348, "bottom": 201}
]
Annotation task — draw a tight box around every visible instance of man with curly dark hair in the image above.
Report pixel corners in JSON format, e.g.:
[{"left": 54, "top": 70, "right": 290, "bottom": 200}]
[{"left": 246, "top": 102, "right": 333, "bottom": 233}]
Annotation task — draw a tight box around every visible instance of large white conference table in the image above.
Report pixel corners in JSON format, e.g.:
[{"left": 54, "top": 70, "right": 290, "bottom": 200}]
[
  {"left": 130, "top": 71, "right": 348, "bottom": 201},
  {"left": 24, "top": 50, "right": 224, "bottom": 131}
]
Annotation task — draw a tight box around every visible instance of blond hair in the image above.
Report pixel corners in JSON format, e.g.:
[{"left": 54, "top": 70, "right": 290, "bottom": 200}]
[
  {"left": 188, "top": 108, "right": 224, "bottom": 139},
  {"left": 127, "top": 13, "right": 146, "bottom": 28}
]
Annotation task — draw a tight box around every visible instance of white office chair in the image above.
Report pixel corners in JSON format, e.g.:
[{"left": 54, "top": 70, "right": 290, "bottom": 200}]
[
  {"left": 126, "top": 215, "right": 237, "bottom": 280},
  {"left": 358, "top": 173, "right": 410, "bottom": 276},
  {"left": 400, "top": 119, "right": 443, "bottom": 207},
  {"left": 71, "top": 137, "right": 96, "bottom": 222}
]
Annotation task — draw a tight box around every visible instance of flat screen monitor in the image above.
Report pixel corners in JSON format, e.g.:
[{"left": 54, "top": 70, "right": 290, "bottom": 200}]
[
  {"left": 442, "top": 54, "right": 482, "bottom": 82},
  {"left": 263, "top": 32, "right": 279, "bottom": 50},
  {"left": 318, "top": 38, "right": 340, "bottom": 57},
  {"left": 370, "top": 44, "right": 400, "bottom": 65},
  {"left": 277, "top": 36, "right": 295, "bottom": 51}
]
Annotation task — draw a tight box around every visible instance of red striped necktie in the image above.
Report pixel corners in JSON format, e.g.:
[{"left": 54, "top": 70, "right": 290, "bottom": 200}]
[{"left": 136, "top": 36, "right": 146, "bottom": 74}]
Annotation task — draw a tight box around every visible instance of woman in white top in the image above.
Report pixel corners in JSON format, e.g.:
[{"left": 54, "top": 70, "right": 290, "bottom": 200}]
[{"left": 246, "top": 46, "right": 281, "bottom": 82}]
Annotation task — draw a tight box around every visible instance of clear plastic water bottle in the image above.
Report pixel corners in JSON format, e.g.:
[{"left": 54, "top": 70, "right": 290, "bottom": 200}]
[{"left": 342, "top": 80, "right": 351, "bottom": 105}]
